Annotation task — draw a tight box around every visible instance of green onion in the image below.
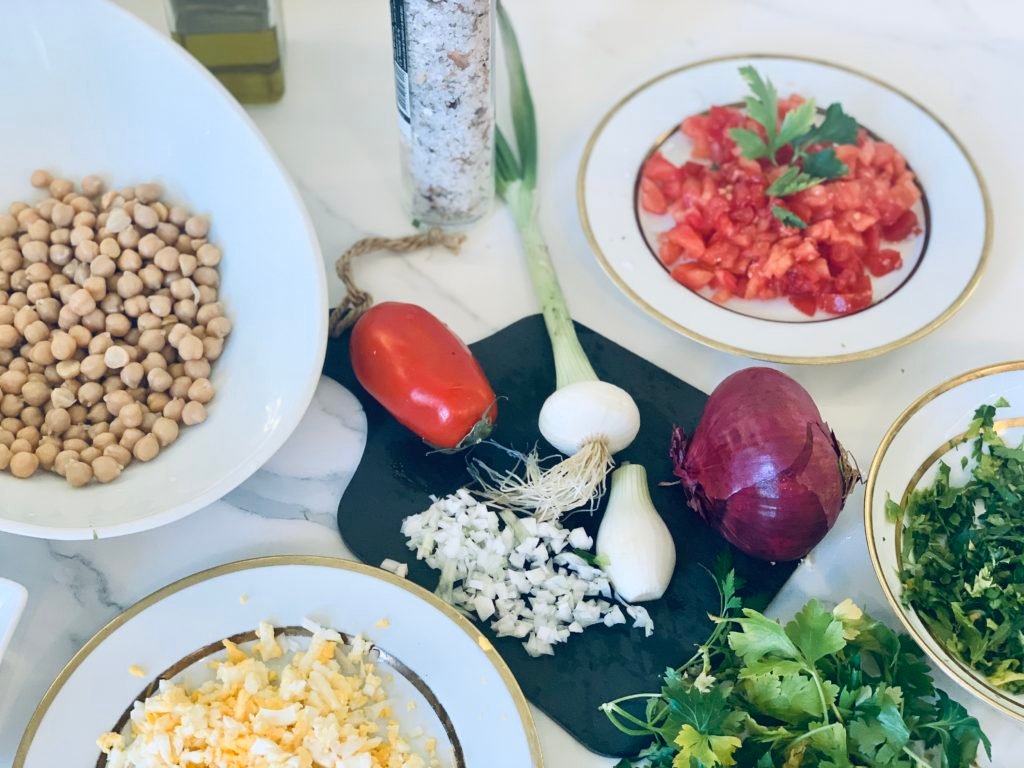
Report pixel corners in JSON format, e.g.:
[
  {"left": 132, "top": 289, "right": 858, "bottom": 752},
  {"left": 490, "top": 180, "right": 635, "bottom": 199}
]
[
  {"left": 470, "top": 3, "right": 641, "bottom": 521},
  {"left": 494, "top": 2, "right": 595, "bottom": 391}
]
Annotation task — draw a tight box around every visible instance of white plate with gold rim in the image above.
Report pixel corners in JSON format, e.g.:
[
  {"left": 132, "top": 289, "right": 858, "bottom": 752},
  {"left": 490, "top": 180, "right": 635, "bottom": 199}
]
[
  {"left": 578, "top": 54, "right": 990, "bottom": 364},
  {"left": 866, "top": 362, "right": 1024, "bottom": 722},
  {"left": 15, "top": 556, "right": 542, "bottom": 768}
]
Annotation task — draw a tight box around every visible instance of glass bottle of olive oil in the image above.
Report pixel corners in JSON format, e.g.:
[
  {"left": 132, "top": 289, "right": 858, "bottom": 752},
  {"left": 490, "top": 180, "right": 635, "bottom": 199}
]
[{"left": 165, "top": 0, "right": 285, "bottom": 104}]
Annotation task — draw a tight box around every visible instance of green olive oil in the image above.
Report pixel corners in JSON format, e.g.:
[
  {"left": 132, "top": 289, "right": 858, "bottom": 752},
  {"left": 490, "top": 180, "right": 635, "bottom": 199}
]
[{"left": 168, "top": 1, "right": 284, "bottom": 104}]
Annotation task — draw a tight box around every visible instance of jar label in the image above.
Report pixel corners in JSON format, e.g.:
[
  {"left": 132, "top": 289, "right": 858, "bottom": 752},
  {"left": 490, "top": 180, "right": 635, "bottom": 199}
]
[{"left": 389, "top": 0, "right": 412, "bottom": 133}]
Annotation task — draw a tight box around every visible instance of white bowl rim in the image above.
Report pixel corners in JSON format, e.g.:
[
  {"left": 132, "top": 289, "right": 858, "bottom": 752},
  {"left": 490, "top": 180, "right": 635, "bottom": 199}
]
[
  {"left": 865, "top": 360, "right": 1024, "bottom": 722},
  {"left": 0, "top": 1, "right": 328, "bottom": 540}
]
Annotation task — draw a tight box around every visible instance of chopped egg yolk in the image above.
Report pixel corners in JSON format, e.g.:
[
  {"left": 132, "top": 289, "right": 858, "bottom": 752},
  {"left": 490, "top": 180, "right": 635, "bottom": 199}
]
[{"left": 97, "top": 621, "right": 440, "bottom": 768}]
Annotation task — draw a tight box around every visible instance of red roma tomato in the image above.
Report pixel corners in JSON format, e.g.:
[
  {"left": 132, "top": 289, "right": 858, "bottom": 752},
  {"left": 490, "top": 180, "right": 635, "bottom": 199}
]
[{"left": 350, "top": 303, "right": 497, "bottom": 449}]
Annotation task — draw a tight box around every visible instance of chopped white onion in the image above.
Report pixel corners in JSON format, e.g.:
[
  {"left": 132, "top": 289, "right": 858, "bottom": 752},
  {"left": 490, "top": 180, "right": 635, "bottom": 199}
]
[{"left": 402, "top": 489, "right": 653, "bottom": 657}]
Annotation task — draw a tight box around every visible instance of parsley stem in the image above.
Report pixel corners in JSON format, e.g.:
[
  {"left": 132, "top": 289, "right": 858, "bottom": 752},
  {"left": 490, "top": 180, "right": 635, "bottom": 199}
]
[
  {"left": 901, "top": 746, "right": 932, "bottom": 767},
  {"left": 600, "top": 701, "right": 659, "bottom": 737},
  {"left": 787, "top": 722, "right": 838, "bottom": 749}
]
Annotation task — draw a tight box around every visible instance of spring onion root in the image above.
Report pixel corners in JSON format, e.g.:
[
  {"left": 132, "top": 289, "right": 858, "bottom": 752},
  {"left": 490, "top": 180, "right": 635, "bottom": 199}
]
[
  {"left": 471, "top": 440, "right": 613, "bottom": 522},
  {"left": 473, "top": 3, "right": 639, "bottom": 519}
]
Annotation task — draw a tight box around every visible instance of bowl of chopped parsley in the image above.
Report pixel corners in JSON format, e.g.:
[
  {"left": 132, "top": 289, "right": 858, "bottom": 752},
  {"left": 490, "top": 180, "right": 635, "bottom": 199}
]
[{"left": 866, "top": 361, "right": 1024, "bottom": 723}]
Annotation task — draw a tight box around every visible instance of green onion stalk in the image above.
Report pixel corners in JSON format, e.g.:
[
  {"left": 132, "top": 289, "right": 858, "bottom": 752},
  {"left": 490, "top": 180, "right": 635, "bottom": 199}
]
[{"left": 472, "top": 3, "right": 640, "bottom": 521}]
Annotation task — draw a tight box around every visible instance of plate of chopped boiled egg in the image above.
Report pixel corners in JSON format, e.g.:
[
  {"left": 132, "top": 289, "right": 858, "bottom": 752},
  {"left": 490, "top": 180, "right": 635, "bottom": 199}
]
[{"left": 14, "top": 556, "right": 541, "bottom": 768}]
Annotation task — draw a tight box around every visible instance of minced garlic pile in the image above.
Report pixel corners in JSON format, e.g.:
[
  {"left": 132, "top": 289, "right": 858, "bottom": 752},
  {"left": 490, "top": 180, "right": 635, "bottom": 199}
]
[{"left": 98, "top": 621, "right": 439, "bottom": 768}]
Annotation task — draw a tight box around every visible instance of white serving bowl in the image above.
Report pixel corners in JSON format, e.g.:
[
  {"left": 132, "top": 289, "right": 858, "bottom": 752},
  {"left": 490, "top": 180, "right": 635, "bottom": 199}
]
[
  {"left": 866, "top": 362, "right": 1024, "bottom": 722},
  {"left": 0, "top": 0, "right": 326, "bottom": 539}
]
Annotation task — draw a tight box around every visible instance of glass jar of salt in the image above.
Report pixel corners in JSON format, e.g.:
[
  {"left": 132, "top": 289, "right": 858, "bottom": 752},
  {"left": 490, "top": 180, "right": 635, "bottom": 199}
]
[{"left": 389, "top": 0, "right": 495, "bottom": 227}]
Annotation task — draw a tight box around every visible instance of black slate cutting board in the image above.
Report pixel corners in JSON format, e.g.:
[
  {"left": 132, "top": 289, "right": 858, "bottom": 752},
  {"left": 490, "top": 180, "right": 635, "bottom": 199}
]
[{"left": 325, "top": 314, "right": 796, "bottom": 757}]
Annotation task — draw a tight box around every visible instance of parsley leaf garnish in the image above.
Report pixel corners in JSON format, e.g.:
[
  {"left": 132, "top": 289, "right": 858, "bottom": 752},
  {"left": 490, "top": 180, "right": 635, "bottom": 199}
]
[
  {"left": 603, "top": 569, "right": 992, "bottom": 768},
  {"left": 726, "top": 66, "right": 861, "bottom": 226},
  {"left": 771, "top": 206, "right": 807, "bottom": 230}
]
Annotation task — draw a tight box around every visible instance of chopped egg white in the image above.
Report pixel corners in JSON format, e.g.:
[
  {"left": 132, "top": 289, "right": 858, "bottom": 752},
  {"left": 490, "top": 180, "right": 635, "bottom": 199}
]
[
  {"left": 98, "top": 624, "right": 440, "bottom": 768},
  {"left": 402, "top": 489, "right": 653, "bottom": 657}
]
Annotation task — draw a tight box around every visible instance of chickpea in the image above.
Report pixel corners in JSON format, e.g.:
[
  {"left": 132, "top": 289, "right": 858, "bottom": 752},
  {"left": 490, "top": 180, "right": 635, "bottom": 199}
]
[
  {"left": 183, "top": 359, "right": 211, "bottom": 380},
  {"left": 196, "top": 243, "right": 222, "bottom": 268},
  {"left": 105, "top": 207, "right": 131, "bottom": 234},
  {"left": 183, "top": 214, "right": 208, "bottom": 238},
  {"left": 88, "top": 332, "right": 113, "bottom": 355},
  {"left": 79, "top": 354, "right": 106, "bottom": 381},
  {"left": 168, "top": 362, "right": 185, "bottom": 378},
  {"left": 0, "top": 443, "right": 9, "bottom": 470},
  {"left": 136, "top": 312, "right": 160, "bottom": 332},
  {"left": 86, "top": 402, "right": 110, "bottom": 424},
  {"left": 30, "top": 169, "right": 52, "bottom": 189},
  {"left": 0, "top": 215, "right": 15, "bottom": 238},
  {"left": 67, "top": 325, "right": 92, "bottom": 349},
  {"left": 133, "top": 204, "right": 158, "bottom": 230},
  {"left": 8, "top": 438, "right": 30, "bottom": 454},
  {"left": 35, "top": 297, "right": 60, "bottom": 324},
  {"left": 104, "top": 345, "right": 129, "bottom": 369},
  {"left": 141, "top": 351, "right": 167, "bottom": 372},
  {"left": 54, "top": 449, "right": 78, "bottom": 476},
  {"left": 25, "top": 283, "right": 50, "bottom": 303},
  {"left": 138, "top": 233, "right": 163, "bottom": 259},
  {"left": 101, "top": 313, "right": 128, "bottom": 338},
  {"left": 174, "top": 299, "right": 197, "bottom": 323},
  {"left": 22, "top": 379, "right": 49, "bottom": 406},
  {"left": 8, "top": 292, "right": 28, "bottom": 310},
  {"left": 35, "top": 442, "right": 58, "bottom": 470},
  {"left": 0, "top": 325, "right": 19, "bottom": 350},
  {"left": 178, "top": 334, "right": 203, "bottom": 361},
  {"left": 49, "top": 178, "right": 73, "bottom": 198},
  {"left": 123, "top": 294, "right": 148, "bottom": 318},
  {"left": 203, "top": 336, "right": 224, "bottom": 362},
  {"left": 68, "top": 404, "right": 87, "bottom": 425},
  {"left": 118, "top": 427, "right": 142, "bottom": 450},
  {"left": 27, "top": 219, "right": 51, "bottom": 242},
  {"left": 177, "top": 252, "right": 198, "bottom": 278},
  {"left": 51, "top": 386, "right": 76, "bottom": 410},
  {"left": 138, "top": 328, "right": 166, "bottom": 353},
  {"left": 72, "top": 211, "right": 97, "bottom": 229},
  {"left": 154, "top": 246, "right": 179, "bottom": 272},
  {"left": 50, "top": 201, "right": 74, "bottom": 228},
  {"left": 65, "top": 460, "right": 93, "bottom": 487},
  {"left": 119, "top": 402, "right": 143, "bottom": 429},
  {"left": 62, "top": 438, "right": 87, "bottom": 453},
  {"left": 0, "top": 370, "right": 25, "bottom": 394},
  {"left": 131, "top": 433, "right": 159, "bottom": 462},
  {"left": 147, "top": 367, "right": 173, "bottom": 393},
  {"left": 9, "top": 450, "right": 39, "bottom": 478},
  {"left": 104, "top": 375, "right": 126, "bottom": 394},
  {"left": 155, "top": 221, "right": 179, "bottom": 245},
  {"left": 117, "top": 251, "right": 142, "bottom": 276},
  {"left": 69, "top": 225, "right": 94, "bottom": 247},
  {"left": 181, "top": 400, "right": 207, "bottom": 426},
  {"left": 29, "top": 341, "right": 54, "bottom": 366},
  {"left": 138, "top": 264, "right": 163, "bottom": 291},
  {"left": 163, "top": 397, "right": 185, "bottom": 422},
  {"left": 88, "top": 454, "right": 120, "bottom": 483},
  {"left": 68, "top": 287, "right": 97, "bottom": 316},
  {"left": 120, "top": 362, "right": 144, "bottom": 388},
  {"left": 100, "top": 293, "right": 123, "bottom": 314},
  {"left": 103, "top": 389, "right": 133, "bottom": 416},
  {"left": 116, "top": 271, "right": 143, "bottom": 299},
  {"left": 147, "top": 391, "right": 170, "bottom": 413},
  {"left": 169, "top": 375, "right": 192, "bottom": 399},
  {"left": 104, "top": 443, "right": 133, "bottom": 468},
  {"left": 79, "top": 174, "right": 102, "bottom": 197},
  {"left": 89, "top": 426, "right": 112, "bottom": 445}
]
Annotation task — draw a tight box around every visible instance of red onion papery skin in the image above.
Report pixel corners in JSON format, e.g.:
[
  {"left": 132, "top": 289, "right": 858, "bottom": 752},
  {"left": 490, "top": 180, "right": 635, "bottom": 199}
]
[{"left": 670, "top": 368, "right": 859, "bottom": 562}]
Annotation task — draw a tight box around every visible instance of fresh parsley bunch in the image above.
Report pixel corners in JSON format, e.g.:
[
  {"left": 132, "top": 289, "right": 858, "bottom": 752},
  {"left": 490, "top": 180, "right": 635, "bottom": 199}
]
[
  {"left": 893, "top": 399, "right": 1024, "bottom": 694},
  {"left": 602, "top": 569, "right": 991, "bottom": 767},
  {"left": 728, "top": 66, "right": 859, "bottom": 228}
]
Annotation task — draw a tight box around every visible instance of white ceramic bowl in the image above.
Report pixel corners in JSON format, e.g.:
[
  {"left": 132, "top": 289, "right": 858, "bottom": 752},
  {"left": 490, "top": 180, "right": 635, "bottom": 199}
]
[
  {"left": 866, "top": 362, "right": 1024, "bottom": 722},
  {"left": 0, "top": 0, "right": 326, "bottom": 539}
]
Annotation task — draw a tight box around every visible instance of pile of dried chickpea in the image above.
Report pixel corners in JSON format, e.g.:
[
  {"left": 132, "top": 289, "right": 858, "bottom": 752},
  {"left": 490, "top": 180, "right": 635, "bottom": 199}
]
[{"left": 0, "top": 172, "right": 231, "bottom": 486}]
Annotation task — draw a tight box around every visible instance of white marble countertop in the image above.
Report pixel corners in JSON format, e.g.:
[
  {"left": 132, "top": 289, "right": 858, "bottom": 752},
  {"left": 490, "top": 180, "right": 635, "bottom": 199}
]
[{"left": 2, "top": 0, "right": 1023, "bottom": 764}]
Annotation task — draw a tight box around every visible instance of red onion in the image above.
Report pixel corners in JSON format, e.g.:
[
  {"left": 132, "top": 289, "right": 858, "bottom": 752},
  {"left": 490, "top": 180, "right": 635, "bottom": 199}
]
[{"left": 670, "top": 368, "right": 859, "bottom": 562}]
